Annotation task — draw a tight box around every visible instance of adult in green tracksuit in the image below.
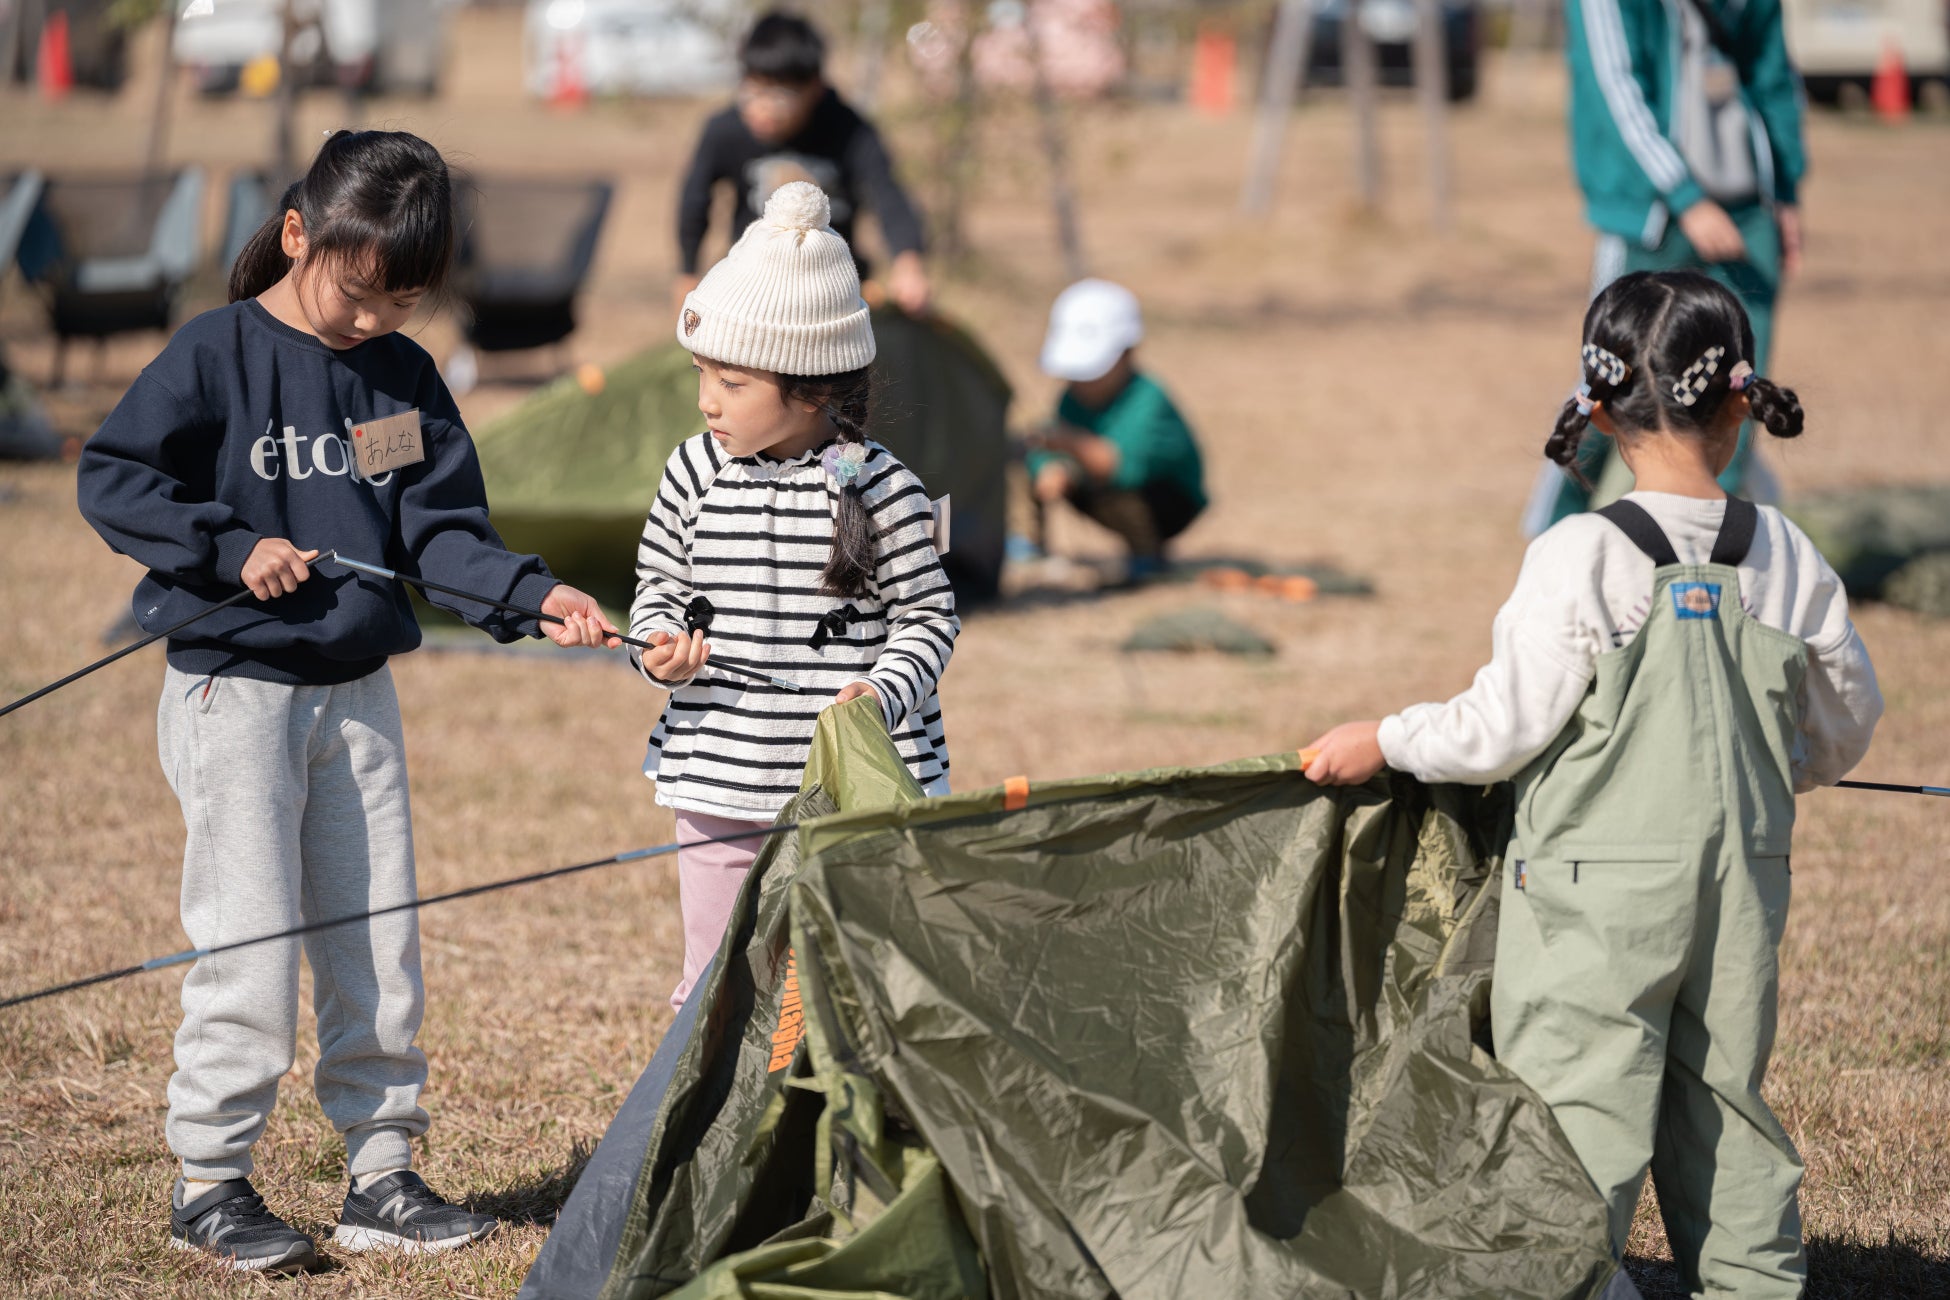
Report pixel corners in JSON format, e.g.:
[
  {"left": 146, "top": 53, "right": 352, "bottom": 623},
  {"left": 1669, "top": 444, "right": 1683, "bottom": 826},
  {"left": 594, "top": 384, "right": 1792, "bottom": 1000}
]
[
  {"left": 1528, "top": 0, "right": 1808, "bottom": 535},
  {"left": 1306, "top": 273, "right": 1883, "bottom": 1298}
]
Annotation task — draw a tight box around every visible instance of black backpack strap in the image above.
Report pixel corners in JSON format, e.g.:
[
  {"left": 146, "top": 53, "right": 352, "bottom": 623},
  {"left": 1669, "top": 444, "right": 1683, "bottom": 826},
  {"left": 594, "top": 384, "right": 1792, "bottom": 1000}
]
[
  {"left": 1597, "top": 500, "right": 1681, "bottom": 567},
  {"left": 1709, "top": 497, "right": 1759, "bottom": 567}
]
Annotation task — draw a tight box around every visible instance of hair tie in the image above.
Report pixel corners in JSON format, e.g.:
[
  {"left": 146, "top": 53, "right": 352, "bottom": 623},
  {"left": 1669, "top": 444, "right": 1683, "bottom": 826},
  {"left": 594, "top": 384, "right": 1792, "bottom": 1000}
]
[
  {"left": 1581, "top": 343, "right": 1632, "bottom": 387},
  {"left": 1728, "top": 360, "right": 1756, "bottom": 392},
  {"left": 1671, "top": 346, "right": 1726, "bottom": 406},
  {"left": 683, "top": 595, "right": 715, "bottom": 634},
  {"left": 1572, "top": 383, "right": 1599, "bottom": 417},
  {"left": 821, "top": 440, "right": 868, "bottom": 487}
]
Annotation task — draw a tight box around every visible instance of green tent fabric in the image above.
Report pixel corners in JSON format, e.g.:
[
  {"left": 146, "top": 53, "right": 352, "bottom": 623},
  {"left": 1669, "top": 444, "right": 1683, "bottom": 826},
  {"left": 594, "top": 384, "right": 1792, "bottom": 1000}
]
[
  {"left": 521, "top": 700, "right": 1620, "bottom": 1300},
  {"left": 1786, "top": 485, "right": 1950, "bottom": 596},
  {"left": 471, "top": 310, "right": 1011, "bottom": 610}
]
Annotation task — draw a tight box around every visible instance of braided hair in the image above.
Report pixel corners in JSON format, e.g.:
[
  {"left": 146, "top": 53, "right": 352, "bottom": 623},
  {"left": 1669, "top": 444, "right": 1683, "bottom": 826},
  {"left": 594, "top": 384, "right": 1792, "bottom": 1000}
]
[
  {"left": 779, "top": 366, "right": 878, "bottom": 598},
  {"left": 1547, "top": 271, "right": 1803, "bottom": 481}
]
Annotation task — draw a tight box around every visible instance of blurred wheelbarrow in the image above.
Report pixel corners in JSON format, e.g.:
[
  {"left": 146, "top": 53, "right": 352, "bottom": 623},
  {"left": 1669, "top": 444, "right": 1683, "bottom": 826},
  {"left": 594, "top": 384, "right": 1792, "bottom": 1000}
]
[{"left": 13, "top": 167, "right": 206, "bottom": 386}]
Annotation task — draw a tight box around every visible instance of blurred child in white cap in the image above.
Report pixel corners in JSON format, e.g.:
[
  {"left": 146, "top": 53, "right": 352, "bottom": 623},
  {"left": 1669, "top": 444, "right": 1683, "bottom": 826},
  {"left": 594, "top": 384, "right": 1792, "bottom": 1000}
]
[
  {"left": 1017, "top": 279, "right": 1207, "bottom": 580},
  {"left": 631, "top": 181, "right": 958, "bottom": 1010}
]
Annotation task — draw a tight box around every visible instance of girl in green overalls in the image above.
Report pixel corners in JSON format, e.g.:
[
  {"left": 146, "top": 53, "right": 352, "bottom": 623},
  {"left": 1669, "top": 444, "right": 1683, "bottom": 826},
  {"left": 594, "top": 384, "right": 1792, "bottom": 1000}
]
[{"left": 1305, "top": 270, "right": 1883, "bottom": 1298}]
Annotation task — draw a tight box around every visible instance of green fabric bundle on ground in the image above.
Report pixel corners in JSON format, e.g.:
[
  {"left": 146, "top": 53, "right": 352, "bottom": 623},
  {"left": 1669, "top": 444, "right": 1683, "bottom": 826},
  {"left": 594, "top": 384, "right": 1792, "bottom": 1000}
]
[
  {"left": 1884, "top": 552, "right": 1950, "bottom": 619},
  {"left": 1786, "top": 486, "right": 1950, "bottom": 597},
  {"left": 1121, "top": 606, "right": 1277, "bottom": 656},
  {"left": 521, "top": 700, "right": 1621, "bottom": 1300}
]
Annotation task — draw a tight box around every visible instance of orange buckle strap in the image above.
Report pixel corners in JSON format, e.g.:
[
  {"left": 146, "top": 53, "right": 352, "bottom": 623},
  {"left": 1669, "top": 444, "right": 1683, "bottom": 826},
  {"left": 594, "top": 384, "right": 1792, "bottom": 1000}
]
[{"left": 1003, "top": 775, "right": 1030, "bottom": 811}]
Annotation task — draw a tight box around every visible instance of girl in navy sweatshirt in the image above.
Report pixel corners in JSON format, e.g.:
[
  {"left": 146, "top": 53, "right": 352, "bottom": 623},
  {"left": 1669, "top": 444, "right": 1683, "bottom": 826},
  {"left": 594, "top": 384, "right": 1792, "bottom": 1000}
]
[{"left": 77, "top": 130, "right": 618, "bottom": 1273}]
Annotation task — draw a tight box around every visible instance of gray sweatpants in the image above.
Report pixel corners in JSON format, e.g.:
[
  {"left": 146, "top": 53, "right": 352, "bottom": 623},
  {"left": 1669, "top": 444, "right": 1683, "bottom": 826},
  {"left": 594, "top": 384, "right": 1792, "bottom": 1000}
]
[{"left": 158, "top": 664, "right": 428, "bottom": 1182}]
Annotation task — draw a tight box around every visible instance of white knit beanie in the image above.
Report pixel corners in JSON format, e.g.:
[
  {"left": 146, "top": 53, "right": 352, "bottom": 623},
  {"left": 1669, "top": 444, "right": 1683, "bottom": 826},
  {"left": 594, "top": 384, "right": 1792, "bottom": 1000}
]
[{"left": 676, "top": 182, "right": 876, "bottom": 376}]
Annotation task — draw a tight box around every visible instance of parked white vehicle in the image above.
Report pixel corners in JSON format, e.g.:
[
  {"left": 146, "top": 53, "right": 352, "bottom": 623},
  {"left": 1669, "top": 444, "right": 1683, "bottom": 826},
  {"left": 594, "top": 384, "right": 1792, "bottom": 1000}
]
[
  {"left": 524, "top": 0, "right": 744, "bottom": 98},
  {"left": 173, "top": 0, "right": 447, "bottom": 97},
  {"left": 1782, "top": 0, "right": 1950, "bottom": 101}
]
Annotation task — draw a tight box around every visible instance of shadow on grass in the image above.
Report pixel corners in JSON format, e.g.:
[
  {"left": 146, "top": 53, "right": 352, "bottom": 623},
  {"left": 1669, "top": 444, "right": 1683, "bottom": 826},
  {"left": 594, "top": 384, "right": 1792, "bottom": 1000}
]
[
  {"left": 465, "top": 1138, "right": 596, "bottom": 1228},
  {"left": 1626, "top": 1229, "right": 1949, "bottom": 1299}
]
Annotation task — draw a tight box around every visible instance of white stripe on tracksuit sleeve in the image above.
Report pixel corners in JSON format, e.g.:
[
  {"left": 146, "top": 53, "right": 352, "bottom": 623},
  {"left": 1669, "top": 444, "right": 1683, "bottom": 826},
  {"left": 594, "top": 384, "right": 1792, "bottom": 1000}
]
[{"left": 1580, "top": 0, "right": 1692, "bottom": 194}]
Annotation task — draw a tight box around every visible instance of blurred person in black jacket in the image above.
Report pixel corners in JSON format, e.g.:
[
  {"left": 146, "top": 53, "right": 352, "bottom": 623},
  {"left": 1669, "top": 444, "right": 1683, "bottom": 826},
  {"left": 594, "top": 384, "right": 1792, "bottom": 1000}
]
[{"left": 673, "top": 11, "right": 930, "bottom": 317}]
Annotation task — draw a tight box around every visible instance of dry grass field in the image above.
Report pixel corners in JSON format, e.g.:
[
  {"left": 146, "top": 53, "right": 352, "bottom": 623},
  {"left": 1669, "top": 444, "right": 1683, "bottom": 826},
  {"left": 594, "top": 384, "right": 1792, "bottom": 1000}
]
[{"left": 1, "top": 11, "right": 1946, "bottom": 1297}]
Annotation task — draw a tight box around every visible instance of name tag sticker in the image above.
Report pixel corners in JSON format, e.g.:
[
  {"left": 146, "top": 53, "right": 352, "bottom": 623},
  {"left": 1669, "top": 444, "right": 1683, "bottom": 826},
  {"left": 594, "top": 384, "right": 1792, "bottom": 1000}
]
[
  {"left": 350, "top": 409, "right": 425, "bottom": 479},
  {"left": 929, "top": 495, "right": 951, "bottom": 556}
]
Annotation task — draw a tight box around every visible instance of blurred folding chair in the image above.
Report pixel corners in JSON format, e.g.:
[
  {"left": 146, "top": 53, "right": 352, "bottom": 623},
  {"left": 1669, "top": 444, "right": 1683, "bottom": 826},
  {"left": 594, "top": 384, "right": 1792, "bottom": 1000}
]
[
  {"left": 0, "top": 171, "right": 62, "bottom": 460},
  {"left": 447, "top": 175, "right": 613, "bottom": 389},
  {"left": 0, "top": 172, "right": 45, "bottom": 273},
  {"left": 15, "top": 167, "right": 206, "bottom": 386},
  {"left": 220, "top": 169, "right": 277, "bottom": 277}
]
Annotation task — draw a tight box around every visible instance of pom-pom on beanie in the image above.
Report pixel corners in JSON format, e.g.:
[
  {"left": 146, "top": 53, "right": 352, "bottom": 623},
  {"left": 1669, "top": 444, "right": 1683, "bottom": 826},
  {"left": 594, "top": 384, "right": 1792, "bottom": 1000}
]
[{"left": 676, "top": 182, "right": 876, "bottom": 376}]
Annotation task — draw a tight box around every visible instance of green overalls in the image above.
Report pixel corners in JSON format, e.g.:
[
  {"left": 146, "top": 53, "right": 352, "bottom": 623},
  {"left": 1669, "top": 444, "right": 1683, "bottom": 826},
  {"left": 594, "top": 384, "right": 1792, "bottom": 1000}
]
[{"left": 1494, "top": 497, "right": 1809, "bottom": 1297}]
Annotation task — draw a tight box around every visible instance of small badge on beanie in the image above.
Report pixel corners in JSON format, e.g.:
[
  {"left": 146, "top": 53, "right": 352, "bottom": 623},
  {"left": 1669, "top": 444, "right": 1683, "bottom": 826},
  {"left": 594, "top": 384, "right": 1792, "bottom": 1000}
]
[{"left": 683, "top": 309, "right": 701, "bottom": 337}]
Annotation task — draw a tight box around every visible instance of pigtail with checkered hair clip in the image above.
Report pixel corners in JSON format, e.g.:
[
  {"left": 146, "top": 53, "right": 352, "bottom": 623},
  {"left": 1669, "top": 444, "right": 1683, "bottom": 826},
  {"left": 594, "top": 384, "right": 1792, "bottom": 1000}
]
[
  {"left": 780, "top": 366, "right": 879, "bottom": 599},
  {"left": 1545, "top": 340, "right": 1635, "bottom": 480}
]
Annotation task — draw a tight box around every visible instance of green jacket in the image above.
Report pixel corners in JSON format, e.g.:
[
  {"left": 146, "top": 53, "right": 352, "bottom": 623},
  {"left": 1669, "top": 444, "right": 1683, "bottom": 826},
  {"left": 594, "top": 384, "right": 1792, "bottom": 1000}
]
[
  {"left": 1566, "top": 0, "right": 1805, "bottom": 244},
  {"left": 1029, "top": 371, "right": 1207, "bottom": 509}
]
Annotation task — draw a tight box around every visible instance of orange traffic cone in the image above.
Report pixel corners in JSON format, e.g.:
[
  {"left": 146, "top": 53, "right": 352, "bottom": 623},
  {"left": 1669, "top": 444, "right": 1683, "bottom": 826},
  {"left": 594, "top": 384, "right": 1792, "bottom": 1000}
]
[
  {"left": 36, "top": 11, "right": 75, "bottom": 102},
  {"left": 1189, "top": 27, "right": 1238, "bottom": 117},
  {"left": 1871, "top": 41, "right": 1910, "bottom": 122},
  {"left": 549, "top": 31, "right": 588, "bottom": 109}
]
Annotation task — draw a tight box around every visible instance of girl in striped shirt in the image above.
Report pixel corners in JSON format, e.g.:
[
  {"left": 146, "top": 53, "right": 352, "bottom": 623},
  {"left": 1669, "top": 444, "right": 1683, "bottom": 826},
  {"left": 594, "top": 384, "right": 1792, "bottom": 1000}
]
[{"left": 630, "top": 183, "right": 958, "bottom": 1007}]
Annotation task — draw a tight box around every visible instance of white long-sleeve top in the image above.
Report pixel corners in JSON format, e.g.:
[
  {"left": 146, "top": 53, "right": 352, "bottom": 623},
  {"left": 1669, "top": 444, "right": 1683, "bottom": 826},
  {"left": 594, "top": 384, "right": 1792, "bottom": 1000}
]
[
  {"left": 630, "top": 433, "right": 957, "bottom": 820},
  {"left": 1378, "top": 492, "right": 1882, "bottom": 793}
]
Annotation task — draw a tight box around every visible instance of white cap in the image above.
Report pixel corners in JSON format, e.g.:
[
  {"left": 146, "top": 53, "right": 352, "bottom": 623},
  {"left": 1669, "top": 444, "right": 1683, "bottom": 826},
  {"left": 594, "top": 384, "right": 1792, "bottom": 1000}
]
[
  {"left": 677, "top": 182, "right": 877, "bottom": 376},
  {"left": 1039, "top": 278, "right": 1143, "bottom": 382}
]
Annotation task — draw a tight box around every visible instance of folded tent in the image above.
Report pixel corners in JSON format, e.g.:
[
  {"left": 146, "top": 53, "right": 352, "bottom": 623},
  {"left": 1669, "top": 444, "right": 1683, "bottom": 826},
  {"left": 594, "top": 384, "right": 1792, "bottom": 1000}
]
[
  {"left": 519, "top": 698, "right": 1623, "bottom": 1300},
  {"left": 13, "top": 168, "right": 205, "bottom": 385}
]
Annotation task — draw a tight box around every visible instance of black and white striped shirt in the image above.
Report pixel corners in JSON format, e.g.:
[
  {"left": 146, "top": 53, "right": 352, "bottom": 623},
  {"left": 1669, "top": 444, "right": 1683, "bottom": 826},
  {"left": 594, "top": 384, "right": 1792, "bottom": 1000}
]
[{"left": 630, "top": 433, "right": 958, "bottom": 819}]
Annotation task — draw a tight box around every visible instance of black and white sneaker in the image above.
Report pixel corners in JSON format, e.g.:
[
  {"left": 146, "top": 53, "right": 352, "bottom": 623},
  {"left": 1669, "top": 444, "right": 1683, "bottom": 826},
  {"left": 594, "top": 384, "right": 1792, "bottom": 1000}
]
[
  {"left": 169, "top": 1178, "right": 320, "bottom": 1273},
  {"left": 334, "top": 1171, "right": 498, "bottom": 1253}
]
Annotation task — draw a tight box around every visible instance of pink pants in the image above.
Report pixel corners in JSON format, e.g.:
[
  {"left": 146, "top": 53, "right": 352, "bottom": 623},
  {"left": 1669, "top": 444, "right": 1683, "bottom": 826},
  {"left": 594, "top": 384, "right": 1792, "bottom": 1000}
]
[{"left": 670, "top": 811, "right": 768, "bottom": 1010}]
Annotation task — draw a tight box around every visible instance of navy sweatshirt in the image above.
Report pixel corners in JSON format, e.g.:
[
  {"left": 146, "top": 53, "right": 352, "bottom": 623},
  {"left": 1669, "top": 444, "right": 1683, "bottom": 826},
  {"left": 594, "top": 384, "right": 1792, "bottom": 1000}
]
[{"left": 77, "top": 300, "right": 558, "bottom": 685}]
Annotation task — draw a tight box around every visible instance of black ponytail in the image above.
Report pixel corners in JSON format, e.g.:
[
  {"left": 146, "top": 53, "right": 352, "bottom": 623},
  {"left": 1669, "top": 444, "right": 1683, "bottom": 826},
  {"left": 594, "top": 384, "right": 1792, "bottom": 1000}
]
[
  {"left": 779, "top": 367, "right": 878, "bottom": 599},
  {"left": 228, "top": 130, "right": 456, "bottom": 304},
  {"left": 1546, "top": 270, "right": 1804, "bottom": 466}
]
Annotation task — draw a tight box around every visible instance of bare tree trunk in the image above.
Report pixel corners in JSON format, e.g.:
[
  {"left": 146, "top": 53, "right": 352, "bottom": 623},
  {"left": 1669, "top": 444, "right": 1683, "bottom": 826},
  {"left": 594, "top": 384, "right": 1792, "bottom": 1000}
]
[
  {"left": 1344, "top": 0, "right": 1383, "bottom": 212},
  {"left": 1024, "top": 7, "right": 1085, "bottom": 280},
  {"left": 1240, "top": 0, "right": 1315, "bottom": 215},
  {"left": 855, "top": 0, "right": 892, "bottom": 111},
  {"left": 272, "top": 0, "right": 300, "bottom": 184},
  {"left": 934, "top": 11, "right": 981, "bottom": 264},
  {"left": 144, "top": 13, "right": 178, "bottom": 176},
  {"left": 1410, "top": 0, "right": 1451, "bottom": 230},
  {"left": 1, "top": 0, "right": 26, "bottom": 91}
]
